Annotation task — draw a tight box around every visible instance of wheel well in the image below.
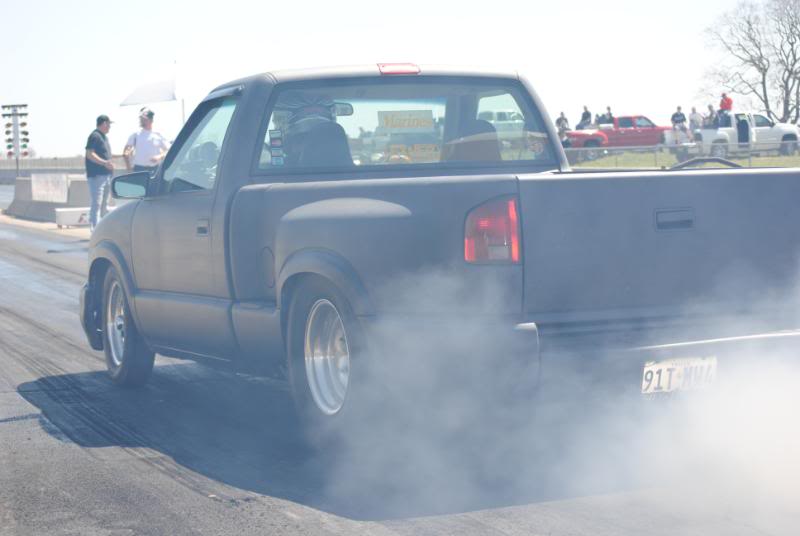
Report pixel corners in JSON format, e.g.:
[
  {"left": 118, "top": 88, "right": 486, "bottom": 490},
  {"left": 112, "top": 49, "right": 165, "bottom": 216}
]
[
  {"left": 86, "top": 258, "right": 112, "bottom": 337},
  {"left": 584, "top": 139, "right": 600, "bottom": 147},
  {"left": 279, "top": 272, "right": 339, "bottom": 338},
  {"left": 89, "top": 258, "right": 111, "bottom": 303}
]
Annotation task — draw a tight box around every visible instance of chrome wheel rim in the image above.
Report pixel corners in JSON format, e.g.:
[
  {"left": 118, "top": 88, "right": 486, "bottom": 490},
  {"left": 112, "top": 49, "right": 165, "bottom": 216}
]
[
  {"left": 304, "top": 299, "right": 350, "bottom": 416},
  {"left": 106, "top": 280, "right": 126, "bottom": 367}
]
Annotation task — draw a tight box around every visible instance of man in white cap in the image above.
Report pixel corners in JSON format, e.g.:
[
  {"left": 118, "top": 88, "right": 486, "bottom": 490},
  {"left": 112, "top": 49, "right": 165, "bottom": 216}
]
[{"left": 123, "top": 107, "right": 170, "bottom": 173}]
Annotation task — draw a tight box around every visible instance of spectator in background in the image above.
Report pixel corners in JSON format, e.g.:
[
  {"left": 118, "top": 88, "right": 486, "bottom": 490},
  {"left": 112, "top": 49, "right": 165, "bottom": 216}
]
[
  {"left": 555, "top": 112, "right": 570, "bottom": 133},
  {"left": 718, "top": 93, "right": 733, "bottom": 128},
  {"left": 599, "top": 106, "right": 614, "bottom": 124},
  {"left": 719, "top": 92, "right": 733, "bottom": 112},
  {"left": 704, "top": 104, "right": 718, "bottom": 128},
  {"left": 123, "top": 107, "right": 170, "bottom": 173},
  {"left": 85, "top": 115, "right": 114, "bottom": 232},
  {"left": 577, "top": 106, "right": 591, "bottom": 129},
  {"left": 671, "top": 106, "right": 689, "bottom": 142},
  {"left": 689, "top": 107, "right": 703, "bottom": 130},
  {"left": 560, "top": 130, "right": 573, "bottom": 148}
]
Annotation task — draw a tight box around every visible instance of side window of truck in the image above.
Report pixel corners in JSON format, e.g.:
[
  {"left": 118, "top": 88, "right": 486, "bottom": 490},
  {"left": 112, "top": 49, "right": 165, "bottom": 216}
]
[
  {"left": 476, "top": 93, "right": 550, "bottom": 161},
  {"left": 754, "top": 115, "right": 772, "bottom": 128},
  {"left": 618, "top": 117, "right": 634, "bottom": 128},
  {"left": 161, "top": 98, "right": 237, "bottom": 194}
]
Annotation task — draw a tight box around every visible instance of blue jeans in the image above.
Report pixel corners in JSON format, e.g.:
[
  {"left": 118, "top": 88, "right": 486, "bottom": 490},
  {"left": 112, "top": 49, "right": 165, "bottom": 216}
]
[{"left": 87, "top": 174, "right": 111, "bottom": 230}]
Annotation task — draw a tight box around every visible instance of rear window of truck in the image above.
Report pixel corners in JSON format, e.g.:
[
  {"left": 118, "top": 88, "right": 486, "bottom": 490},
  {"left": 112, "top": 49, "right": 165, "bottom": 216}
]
[{"left": 256, "top": 77, "right": 556, "bottom": 173}]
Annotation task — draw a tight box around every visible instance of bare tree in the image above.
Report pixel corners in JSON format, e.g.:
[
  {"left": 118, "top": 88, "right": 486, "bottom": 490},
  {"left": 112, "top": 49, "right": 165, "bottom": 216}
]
[{"left": 707, "top": 0, "right": 800, "bottom": 123}]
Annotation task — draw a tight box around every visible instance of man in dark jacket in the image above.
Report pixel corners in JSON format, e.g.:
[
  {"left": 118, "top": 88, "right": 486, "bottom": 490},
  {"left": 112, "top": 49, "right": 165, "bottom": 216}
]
[
  {"left": 577, "top": 106, "right": 592, "bottom": 129},
  {"left": 85, "top": 115, "right": 115, "bottom": 231},
  {"left": 671, "top": 106, "right": 689, "bottom": 143}
]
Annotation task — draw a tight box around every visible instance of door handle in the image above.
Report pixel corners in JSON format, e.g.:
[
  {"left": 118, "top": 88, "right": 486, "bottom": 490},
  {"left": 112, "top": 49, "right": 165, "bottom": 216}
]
[
  {"left": 196, "top": 219, "right": 210, "bottom": 236},
  {"left": 655, "top": 208, "right": 694, "bottom": 231}
]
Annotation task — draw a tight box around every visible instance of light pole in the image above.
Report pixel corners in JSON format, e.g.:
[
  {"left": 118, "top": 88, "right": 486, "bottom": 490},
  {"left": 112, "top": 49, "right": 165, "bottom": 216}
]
[{"left": 1, "top": 104, "right": 30, "bottom": 177}]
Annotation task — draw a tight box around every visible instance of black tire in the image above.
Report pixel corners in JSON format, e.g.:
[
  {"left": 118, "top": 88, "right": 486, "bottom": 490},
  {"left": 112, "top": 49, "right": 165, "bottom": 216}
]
[
  {"left": 710, "top": 142, "right": 728, "bottom": 159},
  {"left": 780, "top": 136, "right": 798, "bottom": 156},
  {"left": 101, "top": 267, "right": 155, "bottom": 387},
  {"left": 582, "top": 140, "right": 601, "bottom": 161},
  {"left": 285, "top": 278, "right": 364, "bottom": 435}
]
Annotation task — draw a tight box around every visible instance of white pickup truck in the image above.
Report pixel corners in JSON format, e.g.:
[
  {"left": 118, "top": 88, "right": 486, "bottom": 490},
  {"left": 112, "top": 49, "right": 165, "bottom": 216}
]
[
  {"left": 751, "top": 113, "right": 800, "bottom": 155},
  {"left": 666, "top": 111, "right": 799, "bottom": 159}
]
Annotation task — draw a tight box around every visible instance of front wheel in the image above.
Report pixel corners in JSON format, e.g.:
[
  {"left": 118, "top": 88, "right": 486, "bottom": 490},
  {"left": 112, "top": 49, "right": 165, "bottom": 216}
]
[
  {"left": 582, "top": 141, "right": 601, "bottom": 161},
  {"left": 780, "top": 137, "right": 798, "bottom": 156},
  {"left": 102, "top": 267, "right": 155, "bottom": 387}
]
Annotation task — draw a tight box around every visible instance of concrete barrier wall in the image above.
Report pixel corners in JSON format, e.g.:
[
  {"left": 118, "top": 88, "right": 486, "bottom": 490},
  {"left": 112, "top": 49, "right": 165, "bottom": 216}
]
[{"left": 4, "top": 174, "right": 92, "bottom": 222}]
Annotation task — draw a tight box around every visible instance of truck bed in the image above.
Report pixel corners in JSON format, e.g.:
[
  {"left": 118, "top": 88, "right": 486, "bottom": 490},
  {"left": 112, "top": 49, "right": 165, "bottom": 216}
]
[{"left": 519, "top": 167, "right": 800, "bottom": 327}]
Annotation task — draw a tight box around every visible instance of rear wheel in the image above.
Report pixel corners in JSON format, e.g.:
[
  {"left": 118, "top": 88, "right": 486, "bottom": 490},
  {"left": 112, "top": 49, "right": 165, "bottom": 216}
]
[
  {"left": 286, "top": 278, "right": 363, "bottom": 433},
  {"left": 102, "top": 267, "right": 155, "bottom": 387},
  {"left": 710, "top": 141, "right": 728, "bottom": 158}
]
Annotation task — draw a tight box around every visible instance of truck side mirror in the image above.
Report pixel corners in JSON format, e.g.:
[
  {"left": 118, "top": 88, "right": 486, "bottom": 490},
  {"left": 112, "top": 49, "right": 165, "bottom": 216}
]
[{"left": 111, "top": 171, "right": 150, "bottom": 199}]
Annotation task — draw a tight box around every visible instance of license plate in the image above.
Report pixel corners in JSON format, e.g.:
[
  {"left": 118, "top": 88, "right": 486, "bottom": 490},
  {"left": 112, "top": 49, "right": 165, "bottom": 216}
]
[{"left": 641, "top": 356, "right": 717, "bottom": 394}]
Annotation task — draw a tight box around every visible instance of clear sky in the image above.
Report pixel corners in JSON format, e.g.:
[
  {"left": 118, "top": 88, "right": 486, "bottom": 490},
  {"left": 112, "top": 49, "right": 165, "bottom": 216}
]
[{"left": 1, "top": 0, "right": 743, "bottom": 157}]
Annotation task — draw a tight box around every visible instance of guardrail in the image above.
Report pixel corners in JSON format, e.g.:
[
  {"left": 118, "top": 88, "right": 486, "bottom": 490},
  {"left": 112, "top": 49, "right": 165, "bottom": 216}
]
[
  {"left": 0, "top": 156, "right": 85, "bottom": 170},
  {"left": 0, "top": 156, "right": 130, "bottom": 183},
  {"left": 566, "top": 140, "right": 800, "bottom": 169},
  {"left": 2, "top": 141, "right": 798, "bottom": 174},
  {"left": 0, "top": 155, "right": 130, "bottom": 170}
]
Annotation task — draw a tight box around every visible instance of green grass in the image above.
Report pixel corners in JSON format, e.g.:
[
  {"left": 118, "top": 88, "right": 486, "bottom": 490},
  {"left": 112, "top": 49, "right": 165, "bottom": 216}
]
[{"left": 571, "top": 149, "right": 800, "bottom": 170}]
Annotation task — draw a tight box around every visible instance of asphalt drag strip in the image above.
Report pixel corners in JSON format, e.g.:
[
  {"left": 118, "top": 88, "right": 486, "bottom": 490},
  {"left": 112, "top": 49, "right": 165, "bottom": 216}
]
[{"left": 1, "top": 217, "right": 798, "bottom": 535}]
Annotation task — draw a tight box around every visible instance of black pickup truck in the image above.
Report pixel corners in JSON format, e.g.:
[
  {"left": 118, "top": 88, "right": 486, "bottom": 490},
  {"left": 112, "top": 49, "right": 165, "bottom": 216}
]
[{"left": 81, "top": 64, "right": 800, "bottom": 429}]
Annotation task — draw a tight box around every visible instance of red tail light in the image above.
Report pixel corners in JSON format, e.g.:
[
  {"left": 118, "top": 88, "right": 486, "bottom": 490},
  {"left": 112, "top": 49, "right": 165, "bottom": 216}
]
[{"left": 464, "top": 196, "right": 521, "bottom": 263}]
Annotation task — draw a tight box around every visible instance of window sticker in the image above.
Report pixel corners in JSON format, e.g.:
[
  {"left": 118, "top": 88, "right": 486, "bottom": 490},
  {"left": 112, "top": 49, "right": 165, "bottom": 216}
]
[
  {"left": 269, "top": 130, "right": 283, "bottom": 149},
  {"left": 269, "top": 130, "right": 284, "bottom": 163},
  {"left": 376, "top": 110, "right": 435, "bottom": 134}
]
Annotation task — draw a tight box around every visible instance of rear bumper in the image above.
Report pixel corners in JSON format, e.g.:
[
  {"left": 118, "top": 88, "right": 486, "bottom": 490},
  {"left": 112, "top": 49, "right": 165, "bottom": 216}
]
[
  {"left": 80, "top": 283, "right": 103, "bottom": 351},
  {"left": 362, "top": 313, "right": 800, "bottom": 400},
  {"left": 536, "top": 323, "right": 800, "bottom": 400}
]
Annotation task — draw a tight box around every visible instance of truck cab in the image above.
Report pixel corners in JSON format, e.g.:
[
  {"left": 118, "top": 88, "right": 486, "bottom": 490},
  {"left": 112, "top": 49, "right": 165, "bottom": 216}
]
[
  {"left": 568, "top": 115, "right": 668, "bottom": 150},
  {"left": 599, "top": 115, "right": 667, "bottom": 146}
]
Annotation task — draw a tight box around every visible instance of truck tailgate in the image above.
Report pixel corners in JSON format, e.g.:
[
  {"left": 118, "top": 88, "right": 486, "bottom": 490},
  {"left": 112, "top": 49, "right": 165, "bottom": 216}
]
[{"left": 518, "top": 168, "right": 800, "bottom": 324}]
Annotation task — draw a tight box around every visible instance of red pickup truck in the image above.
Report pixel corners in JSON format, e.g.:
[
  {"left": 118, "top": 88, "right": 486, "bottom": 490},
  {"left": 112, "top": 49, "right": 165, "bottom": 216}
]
[{"left": 567, "top": 115, "right": 670, "bottom": 151}]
